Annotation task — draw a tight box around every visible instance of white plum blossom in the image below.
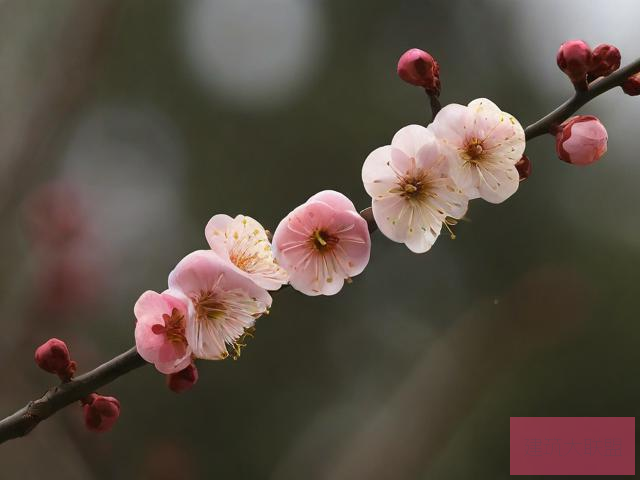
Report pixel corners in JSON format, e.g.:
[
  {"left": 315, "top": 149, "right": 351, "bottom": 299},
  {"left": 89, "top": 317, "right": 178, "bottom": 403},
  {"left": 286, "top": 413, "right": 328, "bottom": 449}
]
[
  {"left": 168, "top": 250, "right": 271, "bottom": 360},
  {"left": 205, "top": 214, "right": 288, "bottom": 290},
  {"left": 428, "top": 98, "right": 526, "bottom": 203},
  {"left": 362, "top": 125, "right": 468, "bottom": 253}
]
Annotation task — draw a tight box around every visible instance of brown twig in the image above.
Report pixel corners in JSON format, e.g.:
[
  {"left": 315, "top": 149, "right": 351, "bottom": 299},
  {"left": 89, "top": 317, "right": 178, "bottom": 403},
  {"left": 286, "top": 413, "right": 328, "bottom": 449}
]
[
  {"left": 0, "top": 347, "right": 144, "bottom": 444},
  {"left": 0, "top": 56, "right": 639, "bottom": 447},
  {"left": 524, "top": 55, "right": 640, "bottom": 140},
  {"left": 427, "top": 92, "right": 442, "bottom": 121}
]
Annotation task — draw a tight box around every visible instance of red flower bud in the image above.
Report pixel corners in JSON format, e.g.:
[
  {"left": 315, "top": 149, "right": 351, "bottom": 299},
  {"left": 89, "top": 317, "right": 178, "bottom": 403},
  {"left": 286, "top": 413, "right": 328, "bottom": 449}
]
[
  {"left": 83, "top": 394, "right": 121, "bottom": 432},
  {"left": 622, "top": 72, "right": 640, "bottom": 96},
  {"left": 515, "top": 155, "right": 532, "bottom": 181},
  {"left": 166, "top": 363, "right": 199, "bottom": 393},
  {"left": 34, "top": 338, "right": 76, "bottom": 380},
  {"left": 588, "top": 44, "right": 621, "bottom": 81},
  {"left": 555, "top": 115, "right": 607, "bottom": 166},
  {"left": 557, "top": 40, "right": 592, "bottom": 90},
  {"left": 397, "top": 48, "right": 441, "bottom": 96}
]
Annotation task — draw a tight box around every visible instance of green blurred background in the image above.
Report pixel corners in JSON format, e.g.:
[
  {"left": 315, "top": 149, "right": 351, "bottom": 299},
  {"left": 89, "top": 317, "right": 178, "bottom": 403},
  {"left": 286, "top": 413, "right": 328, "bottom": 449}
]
[{"left": 0, "top": 1, "right": 638, "bottom": 478}]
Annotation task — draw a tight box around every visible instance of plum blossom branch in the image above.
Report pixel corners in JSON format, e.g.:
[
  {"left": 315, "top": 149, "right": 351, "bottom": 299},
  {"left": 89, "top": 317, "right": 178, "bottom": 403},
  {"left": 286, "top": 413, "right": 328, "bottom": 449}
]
[
  {"left": 0, "top": 208, "right": 380, "bottom": 445},
  {"left": 0, "top": 53, "right": 639, "bottom": 447},
  {"left": 524, "top": 55, "right": 640, "bottom": 140},
  {"left": 0, "top": 347, "right": 145, "bottom": 444}
]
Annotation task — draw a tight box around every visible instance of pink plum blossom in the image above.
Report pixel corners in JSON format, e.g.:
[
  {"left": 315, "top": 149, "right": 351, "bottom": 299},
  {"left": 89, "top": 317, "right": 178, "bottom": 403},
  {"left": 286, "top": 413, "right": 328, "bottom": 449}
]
[
  {"left": 555, "top": 115, "right": 607, "bottom": 166},
  {"left": 272, "top": 190, "right": 371, "bottom": 296},
  {"left": 428, "top": 98, "right": 526, "bottom": 204},
  {"left": 362, "top": 125, "right": 468, "bottom": 253},
  {"left": 168, "top": 250, "right": 271, "bottom": 360},
  {"left": 134, "top": 290, "right": 192, "bottom": 374},
  {"left": 205, "top": 214, "right": 288, "bottom": 290}
]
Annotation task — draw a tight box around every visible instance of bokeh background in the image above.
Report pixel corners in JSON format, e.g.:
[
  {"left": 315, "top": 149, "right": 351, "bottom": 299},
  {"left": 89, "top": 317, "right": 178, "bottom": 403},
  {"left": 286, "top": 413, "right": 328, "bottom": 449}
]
[{"left": 0, "top": 1, "right": 638, "bottom": 478}]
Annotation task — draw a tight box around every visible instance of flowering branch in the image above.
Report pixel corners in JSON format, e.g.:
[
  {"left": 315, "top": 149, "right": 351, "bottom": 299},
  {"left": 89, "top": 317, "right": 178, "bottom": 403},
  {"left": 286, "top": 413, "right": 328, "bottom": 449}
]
[
  {"left": 1, "top": 48, "right": 639, "bottom": 446},
  {"left": 0, "top": 210, "right": 377, "bottom": 445},
  {"left": 0, "top": 347, "right": 144, "bottom": 444},
  {"left": 525, "top": 55, "right": 640, "bottom": 140}
]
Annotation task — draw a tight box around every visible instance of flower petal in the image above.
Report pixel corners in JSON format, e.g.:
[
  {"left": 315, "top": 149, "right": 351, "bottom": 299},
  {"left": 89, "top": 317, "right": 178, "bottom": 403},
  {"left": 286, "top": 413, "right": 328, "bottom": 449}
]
[
  {"left": 391, "top": 124, "right": 433, "bottom": 157},
  {"left": 475, "top": 163, "right": 520, "bottom": 203}
]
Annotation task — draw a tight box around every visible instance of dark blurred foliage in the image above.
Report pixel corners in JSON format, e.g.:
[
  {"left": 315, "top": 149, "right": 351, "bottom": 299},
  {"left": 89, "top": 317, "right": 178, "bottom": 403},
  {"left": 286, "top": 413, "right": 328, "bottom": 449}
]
[{"left": 0, "top": 1, "right": 639, "bottom": 479}]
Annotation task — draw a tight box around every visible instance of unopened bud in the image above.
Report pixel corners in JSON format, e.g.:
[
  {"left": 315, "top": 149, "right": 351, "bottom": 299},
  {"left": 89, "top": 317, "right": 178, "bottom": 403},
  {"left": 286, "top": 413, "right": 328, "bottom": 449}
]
[
  {"left": 557, "top": 40, "right": 592, "bottom": 90},
  {"left": 397, "top": 48, "right": 441, "bottom": 96},
  {"left": 83, "top": 394, "right": 121, "bottom": 432},
  {"left": 622, "top": 72, "right": 640, "bottom": 96},
  {"left": 555, "top": 115, "right": 607, "bottom": 166},
  {"left": 515, "top": 155, "right": 532, "bottom": 181},
  {"left": 34, "top": 338, "right": 76, "bottom": 381},
  {"left": 588, "top": 44, "right": 621, "bottom": 81},
  {"left": 166, "top": 363, "right": 199, "bottom": 393}
]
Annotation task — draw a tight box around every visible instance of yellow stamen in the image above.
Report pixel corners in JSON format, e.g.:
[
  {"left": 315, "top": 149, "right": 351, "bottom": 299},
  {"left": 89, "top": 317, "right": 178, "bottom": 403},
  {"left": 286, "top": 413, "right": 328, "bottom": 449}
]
[
  {"left": 444, "top": 221, "right": 457, "bottom": 240},
  {"left": 314, "top": 230, "right": 327, "bottom": 247}
]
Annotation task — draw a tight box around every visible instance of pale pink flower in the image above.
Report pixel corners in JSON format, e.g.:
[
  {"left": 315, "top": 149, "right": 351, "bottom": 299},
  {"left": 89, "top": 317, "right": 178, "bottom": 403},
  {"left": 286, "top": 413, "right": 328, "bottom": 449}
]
[
  {"left": 205, "top": 214, "right": 288, "bottom": 290},
  {"left": 168, "top": 250, "right": 271, "bottom": 360},
  {"left": 134, "top": 290, "right": 192, "bottom": 374},
  {"left": 428, "top": 98, "right": 526, "bottom": 203},
  {"left": 362, "top": 125, "right": 468, "bottom": 253},
  {"left": 555, "top": 115, "right": 607, "bottom": 166},
  {"left": 272, "top": 190, "right": 370, "bottom": 296}
]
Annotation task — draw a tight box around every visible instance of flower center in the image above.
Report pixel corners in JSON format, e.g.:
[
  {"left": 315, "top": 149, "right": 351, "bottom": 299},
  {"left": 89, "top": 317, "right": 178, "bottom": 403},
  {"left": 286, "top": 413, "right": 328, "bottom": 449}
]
[
  {"left": 403, "top": 183, "right": 418, "bottom": 194},
  {"left": 190, "top": 287, "right": 266, "bottom": 360},
  {"left": 397, "top": 170, "right": 430, "bottom": 201},
  {"left": 152, "top": 308, "right": 187, "bottom": 347},
  {"left": 230, "top": 250, "right": 260, "bottom": 272},
  {"left": 193, "top": 290, "right": 226, "bottom": 323},
  {"left": 464, "top": 138, "right": 485, "bottom": 161},
  {"left": 311, "top": 229, "right": 338, "bottom": 251}
]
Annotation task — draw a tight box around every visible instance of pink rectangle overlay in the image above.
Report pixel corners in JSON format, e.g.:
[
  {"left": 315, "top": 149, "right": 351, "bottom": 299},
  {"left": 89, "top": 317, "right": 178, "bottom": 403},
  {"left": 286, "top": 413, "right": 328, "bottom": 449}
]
[{"left": 510, "top": 417, "right": 635, "bottom": 475}]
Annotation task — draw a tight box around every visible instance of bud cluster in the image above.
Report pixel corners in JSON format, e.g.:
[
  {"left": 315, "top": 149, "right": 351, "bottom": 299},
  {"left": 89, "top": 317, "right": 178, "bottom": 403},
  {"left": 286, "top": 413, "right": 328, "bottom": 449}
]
[
  {"left": 556, "top": 40, "right": 620, "bottom": 90},
  {"left": 34, "top": 338, "right": 121, "bottom": 433}
]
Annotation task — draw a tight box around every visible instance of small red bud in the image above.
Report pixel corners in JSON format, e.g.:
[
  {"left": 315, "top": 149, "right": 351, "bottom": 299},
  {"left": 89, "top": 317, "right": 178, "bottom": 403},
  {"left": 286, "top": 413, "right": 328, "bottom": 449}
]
[
  {"left": 397, "top": 48, "right": 441, "bottom": 96},
  {"left": 588, "top": 44, "right": 621, "bottom": 81},
  {"left": 515, "top": 155, "right": 532, "bottom": 181},
  {"left": 555, "top": 115, "right": 608, "bottom": 166},
  {"left": 166, "top": 363, "right": 199, "bottom": 393},
  {"left": 34, "top": 338, "right": 75, "bottom": 381},
  {"left": 83, "top": 394, "right": 121, "bottom": 432},
  {"left": 557, "top": 40, "right": 592, "bottom": 90},
  {"left": 622, "top": 72, "right": 640, "bottom": 96}
]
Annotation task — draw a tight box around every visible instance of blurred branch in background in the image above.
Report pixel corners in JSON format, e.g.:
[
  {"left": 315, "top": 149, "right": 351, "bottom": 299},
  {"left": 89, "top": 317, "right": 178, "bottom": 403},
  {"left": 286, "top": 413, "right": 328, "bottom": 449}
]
[
  {"left": 0, "top": 0, "right": 122, "bottom": 219},
  {"left": 324, "top": 266, "right": 588, "bottom": 480},
  {"left": 0, "top": 0, "right": 122, "bottom": 473}
]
